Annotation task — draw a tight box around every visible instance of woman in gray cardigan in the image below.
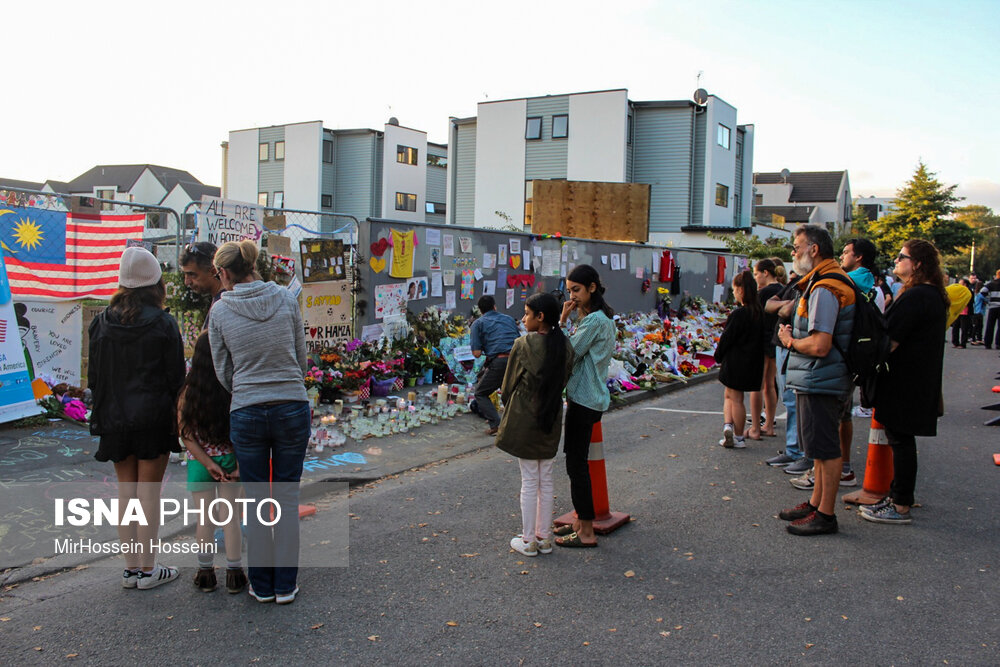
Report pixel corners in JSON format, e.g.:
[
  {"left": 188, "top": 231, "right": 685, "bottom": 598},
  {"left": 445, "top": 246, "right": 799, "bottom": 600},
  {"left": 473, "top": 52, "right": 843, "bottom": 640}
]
[{"left": 209, "top": 239, "right": 309, "bottom": 605}]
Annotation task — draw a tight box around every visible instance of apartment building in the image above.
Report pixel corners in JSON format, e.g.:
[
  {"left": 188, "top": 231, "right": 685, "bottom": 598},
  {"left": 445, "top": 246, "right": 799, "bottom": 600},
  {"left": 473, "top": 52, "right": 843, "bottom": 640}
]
[
  {"left": 446, "top": 88, "right": 754, "bottom": 248},
  {"left": 224, "top": 120, "right": 447, "bottom": 230}
]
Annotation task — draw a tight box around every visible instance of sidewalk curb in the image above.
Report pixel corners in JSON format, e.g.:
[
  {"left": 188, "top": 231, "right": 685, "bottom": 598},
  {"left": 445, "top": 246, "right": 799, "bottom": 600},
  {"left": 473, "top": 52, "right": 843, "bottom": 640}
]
[{"left": 1, "top": 370, "right": 717, "bottom": 586}]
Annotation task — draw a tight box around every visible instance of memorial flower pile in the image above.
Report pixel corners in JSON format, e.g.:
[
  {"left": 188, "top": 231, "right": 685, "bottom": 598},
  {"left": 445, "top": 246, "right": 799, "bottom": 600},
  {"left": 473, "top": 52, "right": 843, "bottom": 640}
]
[{"left": 607, "top": 293, "right": 729, "bottom": 396}]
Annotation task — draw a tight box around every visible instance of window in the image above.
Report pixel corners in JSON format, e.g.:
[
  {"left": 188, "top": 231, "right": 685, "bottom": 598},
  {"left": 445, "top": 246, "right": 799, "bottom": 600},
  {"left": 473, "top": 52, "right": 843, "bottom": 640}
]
[
  {"left": 396, "top": 145, "right": 418, "bottom": 165},
  {"left": 733, "top": 194, "right": 740, "bottom": 225},
  {"left": 395, "top": 192, "right": 417, "bottom": 212},
  {"left": 97, "top": 188, "right": 115, "bottom": 211},
  {"left": 524, "top": 180, "right": 533, "bottom": 226},
  {"left": 273, "top": 191, "right": 284, "bottom": 209},
  {"left": 525, "top": 117, "right": 542, "bottom": 140},
  {"left": 323, "top": 140, "right": 333, "bottom": 163},
  {"left": 715, "top": 184, "right": 729, "bottom": 207},
  {"left": 145, "top": 212, "right": 165, "bottom": 229},
  {"left": 425, "top": 202, "right": 446, "bottom": 215},
  {"left": 275, "top": 141, "right": 285, "bottom": 161},
  {"left": 736, "top": 140, "right": 742, "bottom": 158},
  {"left": 717, "top": 124, "right": 730, "bottom": 150},
  {"left": 627, "top": 115, "right": 633, "bottom": 145},
  {"left": 259, "top": 143, "right": 269, "bottom": 161},
  {"left": 258, "top": 192, "right": 268, "bottom": 207},
  {"left": 552, "top": 114, "right": 568, "bottom": 139},
  {"left": 321, "top": 194, "right": 333, "bottom": 208},
  {"left": 427, "top": 154, "right": 447, "bottom": 168},
  {"left": 754, "top": 193, "right": 763, "bottom": 206}
]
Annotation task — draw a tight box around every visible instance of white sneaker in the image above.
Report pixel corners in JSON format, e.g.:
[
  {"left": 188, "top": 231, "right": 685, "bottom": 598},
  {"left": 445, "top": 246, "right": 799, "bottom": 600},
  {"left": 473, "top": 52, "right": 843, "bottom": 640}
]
[
  {"left": 510, "top": 536, "right": 538, "bottom": 557},
  {"left": 535, "top": 537, "right": 553, "bottom": 554},
  {"left": 135, "top": 564, "right": 179, "bottom": 590},
  {"left": 852, "top": 406, "right": 873, "bottom": 418},
  {"left": 122, "top": 569, "right": 139, "bottom": 589},
  {"left": 275, "top": 586, "right": 299, "bottom": 605},
  {"left": 721, "top": 424, "right": 735, "bottom": 448},
  {"left": 733, "top": 436, "right": 747, "bottom": 449}
]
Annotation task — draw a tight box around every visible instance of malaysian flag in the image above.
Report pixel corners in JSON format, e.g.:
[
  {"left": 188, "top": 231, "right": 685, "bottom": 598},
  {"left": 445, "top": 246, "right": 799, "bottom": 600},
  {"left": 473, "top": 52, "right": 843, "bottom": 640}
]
[{"left": 1, "top": 206, "right": 145, "bottom": 299}]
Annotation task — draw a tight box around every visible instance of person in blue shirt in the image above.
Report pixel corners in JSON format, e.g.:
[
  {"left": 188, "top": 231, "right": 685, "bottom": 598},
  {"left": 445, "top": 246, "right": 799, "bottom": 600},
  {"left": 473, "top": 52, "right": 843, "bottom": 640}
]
[
  {"left": 972, "top": 285, "right": 988, "bottom": 344},
  {"left": 470, "top": 295, "right": 521, "bottom": 435},
  {"left": 553, "top": 265, "right": 616, "bottom": 548}
]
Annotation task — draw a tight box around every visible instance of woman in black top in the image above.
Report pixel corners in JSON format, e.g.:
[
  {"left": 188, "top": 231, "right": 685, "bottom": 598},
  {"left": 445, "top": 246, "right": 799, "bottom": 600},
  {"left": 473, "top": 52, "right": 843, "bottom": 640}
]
[
  {"left": 748, "top": 259, "right": 785, "bottom": 439},
  {"left": 715, "top": 270, "right": 765, "bottom": 449},
  {"left": 864, "top": 239, "right": 949, "bottom": 525}
]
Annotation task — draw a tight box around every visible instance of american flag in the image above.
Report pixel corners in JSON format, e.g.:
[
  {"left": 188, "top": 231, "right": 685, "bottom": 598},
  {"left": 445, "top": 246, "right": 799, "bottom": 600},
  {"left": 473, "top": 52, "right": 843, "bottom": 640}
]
[
  {"left": 0, "top": 318, "right": 6, "bottom": 343},
  {"left": 1, "top": 207, "right": 145, "bottom": 299}
]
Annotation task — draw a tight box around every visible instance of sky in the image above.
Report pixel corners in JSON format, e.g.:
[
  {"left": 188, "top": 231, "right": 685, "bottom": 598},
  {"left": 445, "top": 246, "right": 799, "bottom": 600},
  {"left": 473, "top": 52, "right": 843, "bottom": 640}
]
[{"left": 4, "top": 0, "right": 999, "bottom": 210}]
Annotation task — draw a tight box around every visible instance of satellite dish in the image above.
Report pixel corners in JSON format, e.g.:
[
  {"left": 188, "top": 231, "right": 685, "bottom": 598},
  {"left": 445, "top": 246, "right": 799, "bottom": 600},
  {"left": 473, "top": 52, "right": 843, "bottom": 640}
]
[
  {"left": 387, "top": 117, "right": 399, "bottom": 126},
  {"left": 780, "top": 168, "right": 791, "bottom": 182},
  {"left": 693, "top": 88, "right": 709, "bottom": 105}
]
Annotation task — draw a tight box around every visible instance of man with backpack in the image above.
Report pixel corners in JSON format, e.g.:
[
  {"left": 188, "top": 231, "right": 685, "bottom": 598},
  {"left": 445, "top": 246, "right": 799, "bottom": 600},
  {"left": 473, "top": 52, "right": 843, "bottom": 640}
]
[{"left": 776, "top": 225, "right": 856, "bottom": 536}]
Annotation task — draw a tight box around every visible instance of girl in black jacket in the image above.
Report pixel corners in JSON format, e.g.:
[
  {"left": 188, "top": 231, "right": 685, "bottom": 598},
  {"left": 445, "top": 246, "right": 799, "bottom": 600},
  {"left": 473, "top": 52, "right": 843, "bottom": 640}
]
[
  {"left": 88, "top": 247, "right": 186, "bottom": 590},
  {"left": 714, "top": 270, "right": 765, "bottom": 449}
]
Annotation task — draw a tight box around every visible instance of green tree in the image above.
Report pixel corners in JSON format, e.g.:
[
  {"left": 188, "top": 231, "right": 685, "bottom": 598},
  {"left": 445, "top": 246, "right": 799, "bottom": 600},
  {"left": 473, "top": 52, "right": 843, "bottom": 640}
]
[
  {"left": 946, "top": 205, "right": 1000, "bottom": 279},
  {"left": 709, "top": 231, "right": 792, "bottom": 261},
  {"left": 867, "top": 161, "right": 971, "bottom": 256}
]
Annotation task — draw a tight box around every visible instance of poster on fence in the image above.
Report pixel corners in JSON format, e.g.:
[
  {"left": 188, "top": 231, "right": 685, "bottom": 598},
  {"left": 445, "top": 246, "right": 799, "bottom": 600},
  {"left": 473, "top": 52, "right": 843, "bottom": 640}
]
[
  {"left": 374, "top": 282, "right": 407, "bottom": 320},
  {"left": 0, "top": 251, "right": 40, "bottom": 422},
  {"left": 300, "top": 281, "right": 352, "bottom": 352},
  {"left": 300, "top": 239, "right": 345, "bottom": 283},
  {"left": 14, "top": 299, "right": 83, "bottom": 385},
  {"left": 198, "top": 196, "right": 262, "bottom": 246}
]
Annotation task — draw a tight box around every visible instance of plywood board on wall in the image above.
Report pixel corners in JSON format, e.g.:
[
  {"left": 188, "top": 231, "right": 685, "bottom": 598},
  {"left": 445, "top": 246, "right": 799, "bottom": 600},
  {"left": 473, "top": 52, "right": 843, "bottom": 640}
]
[{"left": 531, "top": 180, "right": 650, "bottom": 243}]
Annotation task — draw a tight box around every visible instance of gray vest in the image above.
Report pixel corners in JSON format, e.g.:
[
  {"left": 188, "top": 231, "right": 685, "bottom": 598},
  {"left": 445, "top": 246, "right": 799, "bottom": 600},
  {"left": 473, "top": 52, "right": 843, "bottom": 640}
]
[{"left": 786, "top": 282, "right": 855, "bottom": 396}]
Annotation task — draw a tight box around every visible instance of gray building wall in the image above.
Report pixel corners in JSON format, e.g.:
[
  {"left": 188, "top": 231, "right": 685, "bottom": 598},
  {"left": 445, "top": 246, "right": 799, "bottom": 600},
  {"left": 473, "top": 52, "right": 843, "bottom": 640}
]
[
  {"left": 734, "top": 129, "right": 745, "bottom": 227},
  {"left": 524, "top": 96, "right": 568, "bottom": 181},
  {"left": 453, "top": 123, "right": 477, "bottom": 226},
  {"left": 691, "top": 110, "right": 706, "bottom": 226},
  {"left": 373, "top": 135, "right": 383, "bottom": 218},
  {"left": 633, "top": 106, "right": 694, "bottom": 233},
  {"left": 334, "top": 132, "right": 377, "bottom": 222},
  {"left": 258, "top": 126, "right": 285, "bottom": 205},
  {"left": 321, "top": 133, "right": 336, "bottom": 211}
]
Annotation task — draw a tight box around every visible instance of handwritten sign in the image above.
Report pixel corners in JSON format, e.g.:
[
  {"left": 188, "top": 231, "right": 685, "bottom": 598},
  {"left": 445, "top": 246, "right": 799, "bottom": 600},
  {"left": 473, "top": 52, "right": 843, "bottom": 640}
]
[
  {"left": 198, "top": 196, "right": 262, "bottom": 246},
  {"left": 15, "top": 299, "right": 83, "bottom": 385},
  {"left": 300, "top": 281, "right": 352, "bottom": 352}
]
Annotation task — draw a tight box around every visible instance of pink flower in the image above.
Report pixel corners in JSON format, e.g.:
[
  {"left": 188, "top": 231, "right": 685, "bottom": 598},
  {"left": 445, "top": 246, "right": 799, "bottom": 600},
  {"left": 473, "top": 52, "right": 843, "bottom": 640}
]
[{"left": 64, "top": 399, "right": 87, "bottom": 421}]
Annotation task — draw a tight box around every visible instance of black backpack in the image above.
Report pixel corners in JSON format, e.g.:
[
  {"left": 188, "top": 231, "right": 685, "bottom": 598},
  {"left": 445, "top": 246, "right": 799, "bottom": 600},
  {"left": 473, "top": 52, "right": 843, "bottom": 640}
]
[{"left": 805, "top": 272, "right": 890, "bottom": 407}]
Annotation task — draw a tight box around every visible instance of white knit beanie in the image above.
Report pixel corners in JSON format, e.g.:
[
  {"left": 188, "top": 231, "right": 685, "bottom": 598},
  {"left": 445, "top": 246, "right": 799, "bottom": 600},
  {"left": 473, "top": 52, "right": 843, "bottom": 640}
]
[{"left": 118, "top": 247, "right": 162, "bottom": 288}]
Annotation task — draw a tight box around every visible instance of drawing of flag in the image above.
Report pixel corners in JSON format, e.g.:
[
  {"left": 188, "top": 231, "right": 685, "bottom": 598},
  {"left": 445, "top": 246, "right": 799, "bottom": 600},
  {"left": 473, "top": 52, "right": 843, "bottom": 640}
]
[
  {"left": 0, "top": 318, "right": 6, "bottom": 343},
  {"left": 1, "top": 206, "right": 145, "bottom": 299}
]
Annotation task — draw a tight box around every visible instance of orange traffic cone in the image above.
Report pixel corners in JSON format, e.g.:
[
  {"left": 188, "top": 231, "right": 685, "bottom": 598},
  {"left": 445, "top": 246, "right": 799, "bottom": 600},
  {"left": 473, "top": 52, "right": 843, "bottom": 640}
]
[
  {"left": 554, "top": 422, "right": 630, "bottom": 535},
  {"left": 842, "top": 416, "right": 894, "bottom": 505}
]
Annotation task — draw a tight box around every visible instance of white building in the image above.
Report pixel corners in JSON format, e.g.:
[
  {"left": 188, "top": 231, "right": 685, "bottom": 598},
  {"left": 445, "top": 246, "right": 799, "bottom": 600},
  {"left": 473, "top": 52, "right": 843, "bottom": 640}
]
[
  {"left": 446, "top": 88, "right": 755, "bottom": 248},
  {"left": 853, "top": 195, "right": 895, "bottom": 221},
  {"left": 224, "top": 119, "right": 448, "bottom": 230},
  {"left": 753, "top": 170, "right": 853, "bottom": 233}
]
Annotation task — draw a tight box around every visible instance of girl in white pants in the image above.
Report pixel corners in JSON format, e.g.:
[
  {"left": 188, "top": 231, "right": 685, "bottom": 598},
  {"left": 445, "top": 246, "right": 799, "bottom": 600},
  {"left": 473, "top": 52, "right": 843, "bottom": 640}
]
[{"left": 494, "top": 293, "right": 574, "bottom": 556}]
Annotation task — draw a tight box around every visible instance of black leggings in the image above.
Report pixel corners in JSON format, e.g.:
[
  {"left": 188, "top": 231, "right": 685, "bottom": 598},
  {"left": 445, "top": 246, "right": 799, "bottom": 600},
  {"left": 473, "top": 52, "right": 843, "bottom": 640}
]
[
  {"left": 563, "top": 401, "right": 603, "bottom": 521},
  {"left": 885, "top": 427, "right": 918, "bottom": 507}
]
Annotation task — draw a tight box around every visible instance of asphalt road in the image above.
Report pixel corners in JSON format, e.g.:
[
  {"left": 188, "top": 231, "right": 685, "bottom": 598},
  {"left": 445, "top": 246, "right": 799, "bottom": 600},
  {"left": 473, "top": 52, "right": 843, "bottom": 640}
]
[{"left": 1, "top": 345, "right": 998, "bottom": 665}]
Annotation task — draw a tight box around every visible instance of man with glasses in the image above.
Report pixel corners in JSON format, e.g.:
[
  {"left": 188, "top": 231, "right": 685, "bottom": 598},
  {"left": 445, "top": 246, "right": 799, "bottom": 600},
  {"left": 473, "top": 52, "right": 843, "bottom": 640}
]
[
  {"left": 776, "top": 225, "right": 856, "bottom": 536},
  {"left": 180, "top": 242, "right": 223, "bottom": 327}
]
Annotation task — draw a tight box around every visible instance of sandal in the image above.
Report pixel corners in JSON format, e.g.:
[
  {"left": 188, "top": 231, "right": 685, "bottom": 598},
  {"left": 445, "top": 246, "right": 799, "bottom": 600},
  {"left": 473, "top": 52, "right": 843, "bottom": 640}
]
[
  {"left": 552, "top": 524, "right": 575, "bottom": 536},
  {"left": 555, "top": 532, "right": 597, "bottom": 548}
]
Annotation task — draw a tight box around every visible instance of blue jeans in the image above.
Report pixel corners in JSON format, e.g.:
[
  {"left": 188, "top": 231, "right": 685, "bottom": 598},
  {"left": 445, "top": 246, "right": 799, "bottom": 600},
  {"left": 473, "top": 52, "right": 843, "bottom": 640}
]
[
  {"left": 775, "top": 347, "right": 802, "bottom": 460},
  {"left": 230, "top": 401, "right": 311, "bottom": 596}
]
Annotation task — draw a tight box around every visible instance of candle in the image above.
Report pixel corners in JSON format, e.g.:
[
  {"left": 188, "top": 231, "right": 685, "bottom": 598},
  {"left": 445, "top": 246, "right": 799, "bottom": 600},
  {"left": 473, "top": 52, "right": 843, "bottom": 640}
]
[
  {"left": 407, "top": 391, "right": 416, "bottom": 403},
  {"left": 334, "top": 399, "right": 344, "bottom": 415},
  {"left": 437, "top": 384, "right": 449, "bottom": 405}
]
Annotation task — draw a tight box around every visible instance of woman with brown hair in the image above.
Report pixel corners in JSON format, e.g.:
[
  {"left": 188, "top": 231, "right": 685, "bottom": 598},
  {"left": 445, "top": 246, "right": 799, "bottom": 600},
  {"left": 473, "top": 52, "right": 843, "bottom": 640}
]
[
  {"left": 862, "top": 239, "right": 949, "bottom": 525},
  {"left": 88, "top": 247, "right": 186, "bottom": 589},
  {"left": 715, "top": 270, "right": 765, "bottom": 449}
]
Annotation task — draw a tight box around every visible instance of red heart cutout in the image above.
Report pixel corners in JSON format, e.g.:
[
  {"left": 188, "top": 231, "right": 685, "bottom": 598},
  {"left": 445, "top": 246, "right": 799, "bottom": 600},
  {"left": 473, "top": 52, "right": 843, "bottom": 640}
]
[
  {"left": 507, "top": 276, "right": 518, "bottom": 288},
  {"left": 526, "top": 275, "right": 535, "bottom": 288},
  {"left": 309, "top": 327, "right": 318, "bottom": 338},
  {"left": 370, "top": 238, "right": 389, "bottom": 257}
]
